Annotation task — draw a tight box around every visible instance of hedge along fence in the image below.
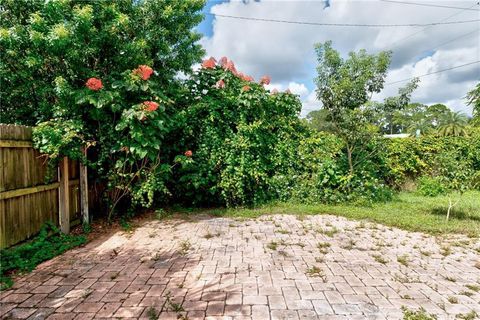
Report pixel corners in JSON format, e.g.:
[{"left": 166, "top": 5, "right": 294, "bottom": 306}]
[{"left": 0, "top": 124, "right": 89, "bottom": 249}]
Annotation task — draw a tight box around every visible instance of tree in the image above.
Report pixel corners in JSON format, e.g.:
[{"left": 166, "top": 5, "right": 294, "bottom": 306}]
[
  {"left": 0, "top": 0, "right": 205, "bottom": 125},
  {"left": 466, "top": 83, "right": 480, "bottom": 126},
  {"left": 437, "top": 111, "right": 469, "bottom": 137},
  {"left": 172, "top": 57, "right": 306, "bottom": 206},
  {"left": 426, "top": 103, "right": 450, "bottom": 128},
  {"left": 381, "top": 79, "right": 419, "bottom": 134},
  {"left": 306, "top": 109, "right": 335, "bottom": 132},
  {"left": 314, "top": 41, "right": 391, "bottom": 173},
  {"left": 0, "top": 0, "right": 206, "bottom": 217}
]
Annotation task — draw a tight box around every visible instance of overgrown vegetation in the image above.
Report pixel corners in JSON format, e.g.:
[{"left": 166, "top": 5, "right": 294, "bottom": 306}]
[
  {"left": 0, "top": 1, "right": 478, "bottom": 223},
  {"left": 0, "top": 0, "right": 205, "bottom": 218},
  {"left": 0, "top": 222, "right": 86, "bottom": 290}
]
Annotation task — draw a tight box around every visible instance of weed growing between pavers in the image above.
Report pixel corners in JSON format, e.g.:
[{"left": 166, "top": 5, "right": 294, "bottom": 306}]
[
  {"left": 402, "top": 306, "right": 437, "bottom": 320},
  {"left": 371, "top": 253, "right": 388, "bottom": 264},
  {"left": 397, "top": 254, "right": 410, "bottom": 267},
  {"left": 465, "top": 284, "right": 480, "bottom": 292},
  {"left": 447, "top": 296, "right": 458, "bottom": 304},
  {"left": 306, "top": 266, "right": 327, "bottom": 282},
  {"left": 147, "top": 306, "right": 159, "bottom": 320},
  {"left": 456, "top": 311, "right": 478, "bottom": 320},
  {"left": 160, "top": 291, "right": 186, "bottom": 319},
  {"left": 178, "top": 240, "right": 192, "bottom": 256}
]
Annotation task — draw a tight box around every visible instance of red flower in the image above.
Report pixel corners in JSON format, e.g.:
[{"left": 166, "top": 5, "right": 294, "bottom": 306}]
[
  {"left": 243, "top": 74, "right": 254, "bottom": 82},
  {"left": 184, "top": 150, "right": 193, "bottom": 157},
  {"left": 215, "top": 79, "right": 225, "bottom": 89},
  {"left": 143, "top": 101, "right": 159, "bottom": 112},
  {"left": 242, "top": 85, "right": 251, "bottom": 92},
  {"left": 134, "top": 65, "right": 154, "bottom": 80},
  {"left": 219, "top": 56, "right": 228, "bottom": 67},
  {"left": 201, "top": 57, "right": 216, "bottom": 69},
  {"left": 260, "top": 75, "right": 271, "bottom": 85},
  {"left": 86, "top": 78, "right": 103, "bottom": 91},
  {"left": 224, "top": 60, "right": 237, "bottom": 75}
]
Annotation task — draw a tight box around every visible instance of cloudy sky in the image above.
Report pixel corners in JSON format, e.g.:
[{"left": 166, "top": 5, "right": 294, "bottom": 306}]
[{"left": 196, "top": 0, "right": 479, "bottom": 116}]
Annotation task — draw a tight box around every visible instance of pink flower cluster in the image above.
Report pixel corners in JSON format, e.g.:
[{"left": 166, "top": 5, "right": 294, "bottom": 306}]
[{"left": 201, "top": 56, "right": 262, "bottom": 84}]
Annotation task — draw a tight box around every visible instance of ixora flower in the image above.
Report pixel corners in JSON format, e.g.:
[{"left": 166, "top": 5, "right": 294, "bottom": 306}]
[
  {"left": 260, "top": 75, "right": 271, "bottom": 85},
  {"left": 215, "top": 79, "right": 225, "bottom": 89},
  {"left": 219, "top": 56, "right": 228, "bottom": 67},
  {"left": 242, "top": 85, "right": 251, "bottom": 92},
  {"left": 184, "top": 150, "right": 193, "bottom": 157},
  {"left": 242, "top": 74, "right": 254, "bottom": 82},
  {"left": 134, "top": 65, "right": 154, "bottom": 80},
  {"left": 143, "top": 101, "right": 159, "bottom": 112},
  {"left": 85, "top": 78, "right": 103, "bottom": 91},
  {"left": 224, "top": 60, "right": 237, "bottom": 75},
  {"left": 201, "top": 57, "right": 216, "bottom": 69}
]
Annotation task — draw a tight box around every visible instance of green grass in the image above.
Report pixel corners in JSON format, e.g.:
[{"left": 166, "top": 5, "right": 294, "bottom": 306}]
[{"left": 174, "top": 191, "right": 480, "bottom": 236}]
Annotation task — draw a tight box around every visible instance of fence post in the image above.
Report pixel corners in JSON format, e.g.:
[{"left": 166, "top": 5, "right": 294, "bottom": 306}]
[
  {"left": 58, "top": 157, "right": 70, "bottom": 234},
  {"left": 79, "top": 148, "right": 89, "bottom": 225}
]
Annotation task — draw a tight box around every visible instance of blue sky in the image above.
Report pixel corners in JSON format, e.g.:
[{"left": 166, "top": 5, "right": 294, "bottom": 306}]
[
  {"left": 197, "top": 0, "right": 229, "bottom": 37},
  {"left": 196, "top": 0, "right": 479, "bottom": 116}
]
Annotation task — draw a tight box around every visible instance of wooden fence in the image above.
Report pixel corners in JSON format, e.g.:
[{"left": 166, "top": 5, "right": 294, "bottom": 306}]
[{"left": 0, "top": 124, "right": 88, "bottom": 249}]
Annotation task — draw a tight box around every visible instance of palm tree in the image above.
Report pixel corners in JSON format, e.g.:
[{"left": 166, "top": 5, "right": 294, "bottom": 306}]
[
  {"left": 437, "top": 111, "right": 469, "bottom": 136},
  {"left": 407, "top": 119, "right": 432, "bottom": 136}
]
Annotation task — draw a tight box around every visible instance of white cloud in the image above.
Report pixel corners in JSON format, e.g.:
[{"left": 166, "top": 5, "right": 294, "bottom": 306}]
[
  {"left": 301, "top": 90, "right": 322, "bottom": 117},
  {"left": 265, "top": 81, "right": 309, "bottom": 97},
  {"left": 373, "top": 47, "right": 479, "bottom": 114},
  {"left": 201, "top": 0, "right": 479, "bottom": 115}
]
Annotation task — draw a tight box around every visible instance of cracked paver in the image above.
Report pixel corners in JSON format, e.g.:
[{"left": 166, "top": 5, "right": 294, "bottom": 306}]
[{"left": 1, "top": 214, "right": 479, "bottom": 319}]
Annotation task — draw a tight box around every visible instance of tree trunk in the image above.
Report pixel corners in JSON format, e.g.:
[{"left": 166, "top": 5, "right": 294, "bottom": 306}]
[{"left": 346, "top": 144, "right": 353, "bottom": 175}]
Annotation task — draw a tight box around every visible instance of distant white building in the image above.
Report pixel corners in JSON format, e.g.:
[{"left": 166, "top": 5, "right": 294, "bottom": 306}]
[{"left": 383, "top": 133, "right": 411, "bottom": 139}]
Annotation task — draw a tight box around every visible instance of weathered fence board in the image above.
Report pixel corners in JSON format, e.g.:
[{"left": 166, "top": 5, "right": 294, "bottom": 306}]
[{"left": 0, "top": 124, "right": 82, "bottom": 249}]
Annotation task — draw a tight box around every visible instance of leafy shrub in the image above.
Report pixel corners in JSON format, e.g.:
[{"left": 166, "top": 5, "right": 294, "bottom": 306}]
[
  {"left": 0, "top": 222, "right": 87, "bottom": 290},
  {"left": 170, "top": 59, "right": 392, "bottom": 207},
  {"left": 382, "top": 130, "right": 480, "bottom": 192},
  {"left": 1, "top": 0, "right": 205, "bottom": 217},
  {"left": 382, "top": 137, "right": 428, "bottom": 188},
  {"left": 417, "top": 176, "right": 446, "bottom": 197},
  {"left": 171, "top": 57, "right": 305, "bottom": 206}
]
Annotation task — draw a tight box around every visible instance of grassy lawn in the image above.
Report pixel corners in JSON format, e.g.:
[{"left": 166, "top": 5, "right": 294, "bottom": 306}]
[{"left": 180, "top": 191, "right": 480, "bottom": 237}]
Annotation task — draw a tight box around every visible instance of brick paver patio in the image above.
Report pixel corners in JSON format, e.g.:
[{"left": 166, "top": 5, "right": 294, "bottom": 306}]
[{"left": 1, "top": 214, "right": 479, "bottom": 319}]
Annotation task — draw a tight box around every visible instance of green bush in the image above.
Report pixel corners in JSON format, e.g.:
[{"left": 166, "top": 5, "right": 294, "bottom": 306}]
[
  {"left": 0, "top": 222, "right": 87, "bottom": 290},
  {"left": 171, "top": 58, "right": 305, "bottom": 206},
  {"left": 382, "top": 130, "right": 480, "bottom": 192},
  {"left": 417, "top": 176, "right": 446, "bottom": 197},
  {"left": 170, "top": 60, "right": 392, "bottom": 207},
  {"left": 1, "top": 0, "right": 205, "bottom": 217}
]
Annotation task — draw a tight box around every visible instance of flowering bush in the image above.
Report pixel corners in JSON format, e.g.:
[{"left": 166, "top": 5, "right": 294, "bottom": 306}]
[
  {"left": 2, "top": 0, "right": 205, "bottom": 217},
  {"left": 170, "top": 57, "right": 307, "bottom": 206}
]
